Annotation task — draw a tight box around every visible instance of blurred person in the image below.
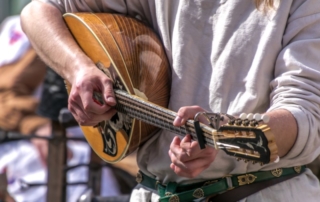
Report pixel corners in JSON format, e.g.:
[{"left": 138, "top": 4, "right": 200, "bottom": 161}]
[
  {"left": 21, "top": 0, "right": 320, "bottom": 202},
  {"left": 0, "top": 16, "right": 122, "bottom": 202}
]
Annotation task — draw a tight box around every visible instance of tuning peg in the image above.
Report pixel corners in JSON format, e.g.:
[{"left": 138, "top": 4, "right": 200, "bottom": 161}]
[
  {"left": 239, "top": 113, "right": 247, "bottom": 120},
  {"left": 247, "top": 113, "right": 254, "bottom": 120},
  {"left": 236, "top": 158, "right": 242, "bottom": 161},
  {"left": 261, "top": 114, "right": 270, "bottom": 123},
  {"left": 253, "top": 113, "right": 261, "bottom": 121},
  {"left": 240, "top": 113, "right": 252, "bottom": 126}
]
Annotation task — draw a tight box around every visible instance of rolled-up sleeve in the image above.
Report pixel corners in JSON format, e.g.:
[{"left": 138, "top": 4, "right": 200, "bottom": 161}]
[{"left": 269, "top": 1, "right": 320, "bottom": 164}]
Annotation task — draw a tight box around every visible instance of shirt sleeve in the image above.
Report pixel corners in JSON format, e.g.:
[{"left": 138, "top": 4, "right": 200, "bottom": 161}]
[
  {"left": 46, "top": 0, "right": 128, "bottom": 14},
  {"left": 268, "top": 0, "right": 320, "bottom": 164},
  {"left": 44, "top": 0, "right": 156, "bottom": 28}
]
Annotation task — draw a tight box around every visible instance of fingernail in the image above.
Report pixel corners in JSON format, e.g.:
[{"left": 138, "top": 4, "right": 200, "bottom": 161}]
[
  {"left": 106, "top": 96, "right": 116, "bottom": 105},
  {"left": 174, "top": 116, "right": 183, "bottom": 125}
]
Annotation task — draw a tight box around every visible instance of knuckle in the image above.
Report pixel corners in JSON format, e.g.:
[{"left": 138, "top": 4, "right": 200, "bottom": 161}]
[
  {"left": 78, "top": 119, "right": 86, "bottom": 125},
  {"left": 192, "top": 105, "right": 203, "bottom": 111},
  {"left": 176, "top": 153, "right": 183, "bottom": 161},
  {"left": 83, "top": 103, "right": 90, "bottom": 111},
  {"left": 102, "top": 78, "right": 114, "bottom": 89},
  {"left": 104, "top": 78, "right": 113, "bottom": 85},
  {"left": 172, "top": 158, "right": 179, "bottom": 165},
  {"left": 68, "top": 95, "right": 78, "bottom": 104},
  {"left": 73, "top": 82, "right": 82, "bottom": 91},
  {"left": 68, "top": 105, "right": 73, "bottom": 112},
  {"left": 178, "top": 107, "right": 188, "bottom": 117},
  {"left": 78, "top": 115, "right": 89, "bottom": 125}
]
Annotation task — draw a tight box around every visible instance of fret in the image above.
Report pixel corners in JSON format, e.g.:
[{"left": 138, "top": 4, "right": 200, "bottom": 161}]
[
  {"left": 64, "top": 12, "right": 276, "bottom": 164},
  {"left": 113, "top": 89, "right": 216, "bottom": 148}
]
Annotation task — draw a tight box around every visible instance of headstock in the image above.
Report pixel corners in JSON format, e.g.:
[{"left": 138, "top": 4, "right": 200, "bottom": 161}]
[
  {"left": 195, "top": 112, "right": 279, "bottom": 165},
  {"left": 216, "top": 113, "right": 279, "bottom": 164}
]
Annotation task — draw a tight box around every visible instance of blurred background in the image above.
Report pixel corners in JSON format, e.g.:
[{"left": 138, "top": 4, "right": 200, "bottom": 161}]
[
  {"left": 0, "top": 0, "right": 29, "bottom": 22},
  {"left": 0, "top": 1, "right": 137, "bottom": 202}
]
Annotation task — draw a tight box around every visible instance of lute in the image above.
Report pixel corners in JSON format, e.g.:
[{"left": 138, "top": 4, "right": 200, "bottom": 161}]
[{"left": 63, "top": 13, "right": 278, "bottom": 164}]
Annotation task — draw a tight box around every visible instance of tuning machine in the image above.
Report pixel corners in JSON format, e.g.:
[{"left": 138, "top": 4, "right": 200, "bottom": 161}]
[{"left": 237, "top": 113, "right": 270, "bottom": 127}]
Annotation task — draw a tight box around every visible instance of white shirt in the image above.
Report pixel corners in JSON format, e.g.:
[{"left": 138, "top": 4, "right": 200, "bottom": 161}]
[{"left": 46, "top": 0, "right": 320, "bottom": 201}]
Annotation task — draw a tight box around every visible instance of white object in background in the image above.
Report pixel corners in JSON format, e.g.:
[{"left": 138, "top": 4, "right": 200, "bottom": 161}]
[
  {"left": 0, "top": 16, "right": 31, "bottom": 67},
  {"left": 0, "top": 139, "right": 121, "bottom": 202},
  {"left": 0, "top": 141, "right": 47, "bottom": 202}
]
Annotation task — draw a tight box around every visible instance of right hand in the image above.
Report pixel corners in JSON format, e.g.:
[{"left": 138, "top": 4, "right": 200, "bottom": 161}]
[{"left": 68, "top": 66, "right": 117, "bottom": 126}]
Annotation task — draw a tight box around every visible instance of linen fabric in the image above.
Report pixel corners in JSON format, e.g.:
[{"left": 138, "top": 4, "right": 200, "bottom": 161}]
[{"left": 45, "top": 0, "right": 320, "bottom": 201}]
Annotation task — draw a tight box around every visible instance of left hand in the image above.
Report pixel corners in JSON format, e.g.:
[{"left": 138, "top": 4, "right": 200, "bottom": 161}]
[{"left": 168, "top": 106, "right": 219, "bottom": 178}]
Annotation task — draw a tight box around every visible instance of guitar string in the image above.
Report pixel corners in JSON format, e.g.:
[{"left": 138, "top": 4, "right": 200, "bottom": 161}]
[
  {"left": 113, "top": 90, "right": 217, "bottom": 148},
  {"left": 109, "top": 91, "right": 272, "bottom": 162}
]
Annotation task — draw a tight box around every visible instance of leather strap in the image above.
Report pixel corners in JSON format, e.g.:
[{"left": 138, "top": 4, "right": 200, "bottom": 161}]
[
  {"left": 137, "top": 166, "right": 306, "bottom": 202},
  {"left": 207, "top": 172, "right": 300, "bottom": 202}
]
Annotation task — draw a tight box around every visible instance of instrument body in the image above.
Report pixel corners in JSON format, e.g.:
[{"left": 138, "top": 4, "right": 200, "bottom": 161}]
[
  {"left": 63, "top": 13, "right": 278, "bottom": 164},
  {"left": 64, "top": 13, "right": 171, "bottom": 163}
]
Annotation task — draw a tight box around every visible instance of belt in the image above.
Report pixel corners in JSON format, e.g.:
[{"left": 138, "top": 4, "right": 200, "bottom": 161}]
[{"left": 136, "top": 166, "right": 306, "bottom": 202}]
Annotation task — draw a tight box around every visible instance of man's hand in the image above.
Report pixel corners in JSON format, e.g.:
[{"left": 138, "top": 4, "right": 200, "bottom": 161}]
[
  {"left": 68, "top": 67, "right": 117, "bottom": 126},
  {"left": 168, "top": 106, "right": 218, "bottom": 178},
  {"left": 21, "top": 1, "right": 117, "bottom": 126}
]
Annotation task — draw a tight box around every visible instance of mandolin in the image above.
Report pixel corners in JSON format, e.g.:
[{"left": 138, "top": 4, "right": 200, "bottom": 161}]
[{"left": 63, "top": 13, "right": 278, "bottom": 165}]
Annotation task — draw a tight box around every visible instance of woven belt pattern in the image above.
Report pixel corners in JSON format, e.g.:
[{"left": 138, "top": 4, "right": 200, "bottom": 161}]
[{"left": 136, "top": 166, "right": 306, "bottom": 202}]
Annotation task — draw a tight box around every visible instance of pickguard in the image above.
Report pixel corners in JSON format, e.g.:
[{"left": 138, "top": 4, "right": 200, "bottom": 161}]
[{"left": 96, "top": 62, "right": 134, "bottom": 156}]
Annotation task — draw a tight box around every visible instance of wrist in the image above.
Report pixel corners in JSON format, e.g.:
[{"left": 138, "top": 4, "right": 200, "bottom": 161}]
[{"left": 64, "top": 51, "right": 96, "bottom": 84}]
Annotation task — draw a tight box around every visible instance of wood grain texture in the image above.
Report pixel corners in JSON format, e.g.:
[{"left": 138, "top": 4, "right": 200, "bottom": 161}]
[
  {"left": 64, "top": 13, "right": 171, "bottom": 163},
  {"left": 63, "top": 13, "right": 278, "bottom": 165}
]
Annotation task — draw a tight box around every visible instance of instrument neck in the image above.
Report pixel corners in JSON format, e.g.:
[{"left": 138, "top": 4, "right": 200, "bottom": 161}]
[{"left": 114, "top": 89, "right": 216, "bottom": 147}]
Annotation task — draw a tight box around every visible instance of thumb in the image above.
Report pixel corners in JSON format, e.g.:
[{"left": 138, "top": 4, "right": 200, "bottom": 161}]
[{"left": 103, "top": 80, "right": 116, "bottom": 106}]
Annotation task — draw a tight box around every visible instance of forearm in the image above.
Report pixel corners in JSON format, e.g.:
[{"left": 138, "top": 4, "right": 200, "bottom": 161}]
[
  {"left": 20, "top": 0, "right": 94, "bottom": 84},
  {"left": 265, "top": 109, "right": 297, "bottom": 158}
]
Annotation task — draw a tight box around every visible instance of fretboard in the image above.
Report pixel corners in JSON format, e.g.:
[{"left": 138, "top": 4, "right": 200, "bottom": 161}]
[{"left": 113, "top": 89, "right": 217, "bottom": 148}]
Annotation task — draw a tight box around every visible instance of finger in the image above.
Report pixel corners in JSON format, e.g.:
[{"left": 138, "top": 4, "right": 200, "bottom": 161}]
[
  {"left": 69, "top": 103, "right": 93, "bottom": 125},
  {"left": 170, "top": 162, "right": 211, "bottom": 178},
  {"left": 102, "top": 79, "right": 116, "bottom": 107},
  {"left": 170, "top": 136, "right": 182, "bottom": 149},
  {"left": 69, "top": 84, "right": 110, "bottom": 117},
  {"left": 170, "top": 136, "right": 193, "bottom": 161},
  {"left": 78, "top": 85, "right": 113, "bottom": 114},
  {"left": 168, "top": 149, "right": 188, "bottom": 171},
  {"left": 169, "top": 135, "right": 195, "bottom": 163},
  {"left": 169, "top": 136, "right": 182, "bottom": 156},
  {"left": 69, "top": 100, "right": 117, "bottom": 126},
  {"left": 169, "top": 136, "right": 190, "bottom": 162},
  {"left": 93, "top": 109, "right": 117, "bottom": 123},
  {"left": 179, "top": 135, "right": 206, "bottom": 158},
  {"left": 181, "top": 141, "right": 217, "bottom": 162},
  {"left": 180, "top": 135, "right": 192, "bottom": 156},
  {"left": 170, "top": 153, "right": 215, "bottom": 178},
  {"left": 173, "top": 106, "right": 205, "bottom": 126}
]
